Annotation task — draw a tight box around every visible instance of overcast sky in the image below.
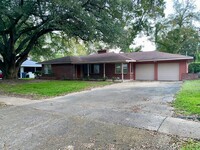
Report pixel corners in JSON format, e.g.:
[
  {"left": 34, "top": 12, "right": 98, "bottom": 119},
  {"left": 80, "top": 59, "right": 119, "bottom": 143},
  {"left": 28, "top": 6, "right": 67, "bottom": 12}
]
[{"left": 133, "top": 0, "right": 200, "bottom": 52}]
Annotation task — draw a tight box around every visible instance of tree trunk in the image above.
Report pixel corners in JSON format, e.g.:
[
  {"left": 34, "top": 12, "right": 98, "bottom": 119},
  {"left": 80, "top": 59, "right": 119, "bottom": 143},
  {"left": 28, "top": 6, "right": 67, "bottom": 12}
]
[{"left": 2, "top": 62, "right": 19, "bottom": 79}]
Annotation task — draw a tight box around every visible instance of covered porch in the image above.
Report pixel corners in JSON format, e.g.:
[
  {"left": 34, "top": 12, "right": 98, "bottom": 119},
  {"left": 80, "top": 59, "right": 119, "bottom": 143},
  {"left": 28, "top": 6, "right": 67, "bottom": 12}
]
[{"left": 75, "top": 63, "right": 134, "bottom": 81}]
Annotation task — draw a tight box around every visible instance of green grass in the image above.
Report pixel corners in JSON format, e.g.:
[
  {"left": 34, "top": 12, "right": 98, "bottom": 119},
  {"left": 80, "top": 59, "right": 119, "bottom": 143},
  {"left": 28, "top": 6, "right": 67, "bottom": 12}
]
[
  {"left": 0, "top": 80, "right": 111, "bottom": 99},
  {"left": 181, "top": 140, "right": 200, "bottom": 150},
  {"left": 174, "top": 80, "right": 200, "bottom": 115}
]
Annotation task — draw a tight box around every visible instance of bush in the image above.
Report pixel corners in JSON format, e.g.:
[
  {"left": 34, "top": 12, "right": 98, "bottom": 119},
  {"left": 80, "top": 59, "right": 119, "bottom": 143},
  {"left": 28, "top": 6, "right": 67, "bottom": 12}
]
[
  {"left": 34, "top": 71, "right": 42, "bottom": 77},
  {"left": 102, "top": 76, "right": 108, "bottom": 81},
  {"left": 188, "top": 62, "right": 200, "bottom": 73}
]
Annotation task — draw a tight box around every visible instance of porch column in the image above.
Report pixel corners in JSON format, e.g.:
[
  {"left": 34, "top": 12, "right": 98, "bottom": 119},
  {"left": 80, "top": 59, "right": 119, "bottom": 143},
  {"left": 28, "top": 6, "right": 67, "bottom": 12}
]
[
  {"left": 121, "top": 63, "right": 124, "bottom": 81},
  {"left": 129, "top": 63, "right": 131, "bottom": 80},
  {"left": 20, "top": 67, "right": 24, "bottom": 78},
  {"left": 103, "top": 63, "right": 105, "bottom": 78},
  {"left": 87, "top": 64, "right": 90, "bottom": 77}
]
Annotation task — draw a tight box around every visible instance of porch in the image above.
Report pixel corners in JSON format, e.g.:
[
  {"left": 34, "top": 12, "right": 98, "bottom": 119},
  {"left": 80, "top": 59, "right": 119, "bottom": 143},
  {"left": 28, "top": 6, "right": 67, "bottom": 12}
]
[{"left": 75, "top": 63, "right": 134, "bottom": 81}]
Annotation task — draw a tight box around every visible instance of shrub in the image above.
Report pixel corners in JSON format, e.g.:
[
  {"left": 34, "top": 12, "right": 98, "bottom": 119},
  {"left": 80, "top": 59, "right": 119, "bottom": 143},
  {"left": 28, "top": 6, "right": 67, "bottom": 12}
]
[
  {"left": 34, "top": 71, "right": 42, "bottom": 77},
  {"left": 102, "top": 76, "right": 108, "bottom": 81},
  {"left": 188, "top": 62, "right": 200, "bottom": 73}
]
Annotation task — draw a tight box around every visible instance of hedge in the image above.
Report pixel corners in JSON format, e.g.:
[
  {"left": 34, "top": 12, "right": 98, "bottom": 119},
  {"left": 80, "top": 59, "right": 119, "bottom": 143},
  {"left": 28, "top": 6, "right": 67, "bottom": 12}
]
[{"left": 188, "top": 62, "right": 200, "bottom": 73}]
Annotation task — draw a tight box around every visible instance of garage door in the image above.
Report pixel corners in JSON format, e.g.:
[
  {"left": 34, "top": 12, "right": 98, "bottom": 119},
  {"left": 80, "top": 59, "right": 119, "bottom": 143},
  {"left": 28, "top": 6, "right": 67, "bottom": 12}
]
[
  {"left": 158, "top": 63, "right": 179, "bottom": 81},
  {"left": 136, "top": 64, "right": 154, "bottom": 80}
]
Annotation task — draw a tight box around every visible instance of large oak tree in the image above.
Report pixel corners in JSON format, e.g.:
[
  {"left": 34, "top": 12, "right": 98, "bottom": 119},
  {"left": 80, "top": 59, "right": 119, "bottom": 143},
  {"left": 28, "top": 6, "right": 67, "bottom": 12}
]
[{"left": 0, "top": 0, "right": 164, "bottom": 79}]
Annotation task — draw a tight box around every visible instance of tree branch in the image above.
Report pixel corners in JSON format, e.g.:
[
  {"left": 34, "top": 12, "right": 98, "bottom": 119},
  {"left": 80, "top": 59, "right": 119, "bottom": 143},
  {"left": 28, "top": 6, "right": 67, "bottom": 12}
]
[{"left": 16, "top": 28, "right": 55, "bottom": 61}]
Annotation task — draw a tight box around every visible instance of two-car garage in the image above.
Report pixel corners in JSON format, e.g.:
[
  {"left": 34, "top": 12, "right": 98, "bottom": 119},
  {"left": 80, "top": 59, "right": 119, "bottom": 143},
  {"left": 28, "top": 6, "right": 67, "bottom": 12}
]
[{"left": 135, "top": 63, "right": 180, "bottom": 81}]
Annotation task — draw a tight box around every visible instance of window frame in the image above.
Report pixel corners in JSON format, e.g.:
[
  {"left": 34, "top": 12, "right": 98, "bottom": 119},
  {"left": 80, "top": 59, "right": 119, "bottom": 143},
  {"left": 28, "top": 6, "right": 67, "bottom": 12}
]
[
  {"left": 93, "top": 64, "right": 100, "bottom": 74},
  {"left": 44, "top": 64, "right": 52, "bottom": 74},
  {"left": 89, "top": 64, "right": 100, "bottom": 74},
  {"left": 115, "top": 63, "right": 128, "bottom": 74}
]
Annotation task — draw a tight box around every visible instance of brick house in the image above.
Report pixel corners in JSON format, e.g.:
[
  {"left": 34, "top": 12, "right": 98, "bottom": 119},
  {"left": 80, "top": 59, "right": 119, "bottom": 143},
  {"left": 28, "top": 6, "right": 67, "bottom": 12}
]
[{"left": 40, "top": 50, "right": 193, "bottom": 81}]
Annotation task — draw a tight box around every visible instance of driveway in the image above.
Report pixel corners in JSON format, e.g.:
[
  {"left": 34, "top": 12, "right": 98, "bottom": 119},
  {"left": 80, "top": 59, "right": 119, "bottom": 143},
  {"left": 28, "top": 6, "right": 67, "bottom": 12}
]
[{"left": 0, "top": 81, "right": 200, "bottom": 149}]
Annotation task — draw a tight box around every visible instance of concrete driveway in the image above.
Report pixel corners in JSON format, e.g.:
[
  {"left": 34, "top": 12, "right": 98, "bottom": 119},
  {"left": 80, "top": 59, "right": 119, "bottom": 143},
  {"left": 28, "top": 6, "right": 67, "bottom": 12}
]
[{"left": 0, "top": 81, "right": 200, "bottom": 149}]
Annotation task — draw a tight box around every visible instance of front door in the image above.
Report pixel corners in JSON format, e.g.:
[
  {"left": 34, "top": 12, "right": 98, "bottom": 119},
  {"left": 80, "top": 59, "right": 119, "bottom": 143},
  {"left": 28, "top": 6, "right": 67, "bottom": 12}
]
[{"left": 76, "top": 65, "right": 81, "bottom": 79}]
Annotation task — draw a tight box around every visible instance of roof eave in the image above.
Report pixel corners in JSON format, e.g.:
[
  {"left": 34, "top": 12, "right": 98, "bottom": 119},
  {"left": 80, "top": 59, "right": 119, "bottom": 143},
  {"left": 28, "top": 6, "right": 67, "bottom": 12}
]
[
  {"left": 136, "top": 57, "right": 193, "bottom": 62},
  {"left": 73, "top": 60, "right": 135, "bottom": 64}
]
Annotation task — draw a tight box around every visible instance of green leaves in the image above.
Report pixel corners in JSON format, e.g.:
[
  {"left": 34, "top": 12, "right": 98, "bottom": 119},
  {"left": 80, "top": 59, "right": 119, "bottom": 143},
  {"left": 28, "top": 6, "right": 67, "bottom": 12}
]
[
  {"left": 0, "top": 0, "right": 165, "bottom": 79},
  {"left": 155, "top": 0, "right": 200, "bottom": 57}
]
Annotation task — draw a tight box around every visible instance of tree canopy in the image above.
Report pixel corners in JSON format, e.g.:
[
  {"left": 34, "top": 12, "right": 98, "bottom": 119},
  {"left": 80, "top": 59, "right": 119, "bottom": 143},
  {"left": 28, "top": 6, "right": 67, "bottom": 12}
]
[
  {"left": 0, "top": 0, "right": 165, "bottom": 79},
  {"left": 155, "top": 0, "right": 200, "bottom": 57}
]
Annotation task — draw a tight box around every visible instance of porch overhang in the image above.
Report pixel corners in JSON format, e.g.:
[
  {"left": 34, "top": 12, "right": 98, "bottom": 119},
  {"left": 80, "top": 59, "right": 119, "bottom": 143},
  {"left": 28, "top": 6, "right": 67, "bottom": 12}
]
[{"left": 72, "top": 60, "right": 136, "bottom": 64}]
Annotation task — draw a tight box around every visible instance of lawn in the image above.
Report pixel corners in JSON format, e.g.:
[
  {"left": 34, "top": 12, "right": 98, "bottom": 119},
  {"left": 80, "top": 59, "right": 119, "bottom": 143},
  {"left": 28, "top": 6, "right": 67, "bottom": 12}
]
[
  {"left": 0, "top": 80, "right": 111, "bottom": 99},
  {"left": 181, "top": 140, "right": 200, "bottom": 150},
  {"left": 174, "top": 80, "right": 200, "bottom": 115}
]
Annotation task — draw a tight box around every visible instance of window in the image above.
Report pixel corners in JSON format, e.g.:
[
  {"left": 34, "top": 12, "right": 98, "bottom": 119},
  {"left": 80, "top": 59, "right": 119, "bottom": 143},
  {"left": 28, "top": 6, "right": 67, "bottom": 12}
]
[
  {"left": 115, "top": 63, "right": 128, "bottom": 74},
  {"left": 44, "top": 64, "right": 52, "bottom": 74},
  {"left": 94, "top": 64, "right": 100, "bottom": 74},
  {"left": 123, "top": 64, "right": 128, "bottom": 74},
  {"left": 90, "top": 64, "right": 100, "bottom": 74},
  {"left": 131, "top": 64, "right": 134, "bottom": 73},
  {"left": 115, "top": 64, "right": 121, "bottom": 74}
]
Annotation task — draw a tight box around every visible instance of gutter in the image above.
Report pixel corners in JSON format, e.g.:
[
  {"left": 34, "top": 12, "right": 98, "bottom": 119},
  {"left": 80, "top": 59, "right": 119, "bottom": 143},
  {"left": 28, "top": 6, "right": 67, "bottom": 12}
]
[{"left": 136, "top": 57, "right": 193, "bottom": 62}]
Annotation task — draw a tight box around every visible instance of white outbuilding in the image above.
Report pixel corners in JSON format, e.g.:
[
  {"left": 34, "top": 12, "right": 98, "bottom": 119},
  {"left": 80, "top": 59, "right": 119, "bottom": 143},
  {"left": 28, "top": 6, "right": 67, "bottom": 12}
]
[{"left": 20, "top": 59, "right": 42, "bottom": 78}]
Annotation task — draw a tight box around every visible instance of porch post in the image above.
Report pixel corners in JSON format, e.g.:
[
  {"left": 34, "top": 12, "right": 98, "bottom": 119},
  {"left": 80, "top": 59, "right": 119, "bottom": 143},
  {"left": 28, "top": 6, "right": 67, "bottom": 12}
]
[
  {"left": 129, "top": 63, "right": 132, "bottom": 80},
  {"left": 121, "top": 63, "right": 124, "bottom": 81},
  {"left": 20, "top": 67, "right": 24, "bottom": 78},
  {"left": 103, "top": 63, "right": 105, "bottom": 78},
  {"left": 87, "top": 64, "right": 90, "bottom": 77}
]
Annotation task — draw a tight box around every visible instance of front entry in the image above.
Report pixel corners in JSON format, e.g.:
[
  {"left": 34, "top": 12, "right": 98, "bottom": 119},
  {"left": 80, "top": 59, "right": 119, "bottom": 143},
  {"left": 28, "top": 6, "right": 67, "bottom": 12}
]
[{"left": 76, "top": 65, "right": 81, "bottom": 79}]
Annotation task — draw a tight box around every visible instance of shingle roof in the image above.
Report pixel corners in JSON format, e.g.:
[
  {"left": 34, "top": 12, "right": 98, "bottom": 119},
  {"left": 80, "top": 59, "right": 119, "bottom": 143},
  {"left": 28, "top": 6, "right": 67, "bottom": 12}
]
[
  {"left": 40, "top": 51, "right": 193, "bottom": 64},
  {"left": 40, "top": 56, "right": 81, "bottom": 64},
  {"left": 123, "top": 51, "right": 193, "bottom": 62},
  {"left": 77, "top": 52, "right": 135, "bottom": 64}
]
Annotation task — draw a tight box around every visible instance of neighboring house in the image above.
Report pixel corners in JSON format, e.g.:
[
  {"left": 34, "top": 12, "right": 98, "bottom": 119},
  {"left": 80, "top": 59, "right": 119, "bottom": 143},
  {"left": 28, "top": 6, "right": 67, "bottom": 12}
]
[
  {"left": 20, "top": 59, "right": 42, "bottom": 78},
  {"left": 40, "top": 50, "right": 193, "bottom": 81}
]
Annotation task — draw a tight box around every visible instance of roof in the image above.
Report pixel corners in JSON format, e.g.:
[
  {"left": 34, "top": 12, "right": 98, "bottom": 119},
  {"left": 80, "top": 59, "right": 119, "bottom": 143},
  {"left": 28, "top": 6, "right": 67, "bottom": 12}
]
[
  {"left": 21, "top": 60, "right": 42, "bottom": 67},
  {"left": 40, "top": 56, "right": 81, "bottom": 65},
  {"left": 123, "top": 51, "right": 193, "bottom": 62},
  {"left": 40, "top": 51, "right": 193, "bottom": 65}
]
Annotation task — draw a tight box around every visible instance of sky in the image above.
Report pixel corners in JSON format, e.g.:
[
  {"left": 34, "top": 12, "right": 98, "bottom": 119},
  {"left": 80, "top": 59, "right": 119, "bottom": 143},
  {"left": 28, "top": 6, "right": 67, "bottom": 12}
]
[{"left": 132, "top": 0, "right": 200, "bottom": 52}]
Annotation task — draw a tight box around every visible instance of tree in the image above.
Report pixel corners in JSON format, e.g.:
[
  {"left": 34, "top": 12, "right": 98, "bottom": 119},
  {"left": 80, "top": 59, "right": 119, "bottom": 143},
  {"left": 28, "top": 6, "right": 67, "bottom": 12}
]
[
  {"left": 30, "top": 33, "right": 89, "bottom": 61},
  {"left": 155, "top": 0, "right": 200, "bottom": 57},
  {"left": 156, "top": 27, "right": 199, "bottom": 56},
  {"left": 0, "top": 0, "right": 164, "bottom": 79}
]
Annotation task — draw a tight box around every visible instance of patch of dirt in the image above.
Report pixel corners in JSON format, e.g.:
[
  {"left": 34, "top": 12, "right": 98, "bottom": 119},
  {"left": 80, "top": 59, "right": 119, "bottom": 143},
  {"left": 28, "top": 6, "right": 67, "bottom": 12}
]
[
  {"left": 0, "top": 102, "right": 7, "bottom": 108},
  {"left": 0, "top": 90, "right": 39, "bottom": 100},
  {"left": 0, "top": 79, "right": 46, "bottom": 84},
  {"left": 174, "top": 114, "right": 200, "bottom": 122}
]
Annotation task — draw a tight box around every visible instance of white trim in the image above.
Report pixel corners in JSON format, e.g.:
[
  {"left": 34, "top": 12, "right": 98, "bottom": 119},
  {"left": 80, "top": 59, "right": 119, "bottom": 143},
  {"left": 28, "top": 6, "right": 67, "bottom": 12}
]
[
  {"left": 121, "top": 63, "right": 124, "bottom": 81},
  {"left": 20, "top": 67, "right": 24, "bottom": 78},
  {"left": 103, "top": 63, "right": 105, "bottom": 78},
  {"left": 87, "top": 64, "right": 89, "bottom": 77}
]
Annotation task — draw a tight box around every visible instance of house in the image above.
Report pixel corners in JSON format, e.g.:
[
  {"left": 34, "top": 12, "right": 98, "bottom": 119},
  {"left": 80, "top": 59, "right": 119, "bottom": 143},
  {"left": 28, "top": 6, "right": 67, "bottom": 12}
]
[
  {"left": 0, "top": 60, "right": 42, "bottom": 79},
  {"left": 40, "top": 50, "right": 193, "bottom": 81},
  {"left": 19, "top": 59, "right": 42, "bottom": 78}
]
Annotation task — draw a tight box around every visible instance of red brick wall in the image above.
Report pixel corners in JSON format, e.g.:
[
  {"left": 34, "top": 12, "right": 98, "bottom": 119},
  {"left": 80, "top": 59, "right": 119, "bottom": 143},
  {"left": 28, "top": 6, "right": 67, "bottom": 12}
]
[
  {"left": 51, "top": 64, "right": 75, "bottom": 80},
  {"left": 182, "top": 73, "right": 199, "bottom": 80},
  {"left": 105, "top": 63, "right": 133, "bottom": 80},
  {"left": 41, "top": 60, "right": 189, "bottom": 81},
  {"left": 179, "top": 60, "right": 187, "bottom": 80}
]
